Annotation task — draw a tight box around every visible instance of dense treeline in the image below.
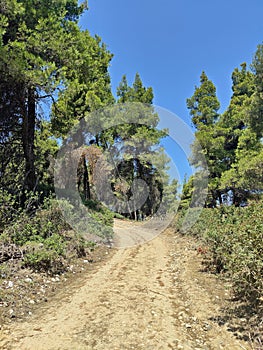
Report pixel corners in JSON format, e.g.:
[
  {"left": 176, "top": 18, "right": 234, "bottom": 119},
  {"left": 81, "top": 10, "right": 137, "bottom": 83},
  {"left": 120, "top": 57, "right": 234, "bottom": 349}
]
[
  {"left": 0, "top": 0, "right": 173, "bottom": 214},
  {"left": 177, "top": 46, "right": 263, "bottom": 345},
  {"left": 182, "top": 53, "right": 263, "bottom": 208},
  {"left": 0, "top": 0, "right": 176, "bottom": 270}
]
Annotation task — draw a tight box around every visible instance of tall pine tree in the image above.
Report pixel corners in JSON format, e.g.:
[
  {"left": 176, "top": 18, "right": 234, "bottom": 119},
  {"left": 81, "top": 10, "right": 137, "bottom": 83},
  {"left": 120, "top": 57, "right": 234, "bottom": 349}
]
[{"left": 187, "top": 71, "right": 223, "bottom": 207}]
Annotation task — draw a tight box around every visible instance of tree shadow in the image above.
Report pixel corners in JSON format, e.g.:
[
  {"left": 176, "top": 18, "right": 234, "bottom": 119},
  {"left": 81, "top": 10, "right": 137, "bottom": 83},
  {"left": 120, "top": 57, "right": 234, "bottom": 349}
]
[{"left": 210, "top": 298, "right": 263, "bottom": 349}]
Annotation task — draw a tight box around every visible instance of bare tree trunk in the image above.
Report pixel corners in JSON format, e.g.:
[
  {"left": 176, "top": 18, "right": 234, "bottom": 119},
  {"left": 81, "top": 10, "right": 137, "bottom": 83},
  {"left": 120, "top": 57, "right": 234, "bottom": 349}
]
[
  {"left": 77, "top": 154, "right": 91, "bottom": 200},
  {"left": 83, "top": 155, "right": 91, "bottom": 200},
  {"left": 22, "top": 87, "right": 37, "bottom": 192}
]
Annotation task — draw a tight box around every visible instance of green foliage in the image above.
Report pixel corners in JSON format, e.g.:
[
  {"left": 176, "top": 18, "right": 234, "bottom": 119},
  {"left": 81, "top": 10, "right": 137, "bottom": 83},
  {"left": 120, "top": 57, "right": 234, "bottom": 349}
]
[
  {"left": 35, "top": 122, "right": 59, "bottom": 193},
  {"left": 0, "top": 190, "right": 19, "bottom": 231},
  {"left": 1, "top": 197, "right": 69, "bottom": 245},
  {"left": 22, "top": 234, "right": 66, "bottom": 273},
  {"left": 0, "top": 195, "right": 112, "bottom": 273},
  {"left": 175, "top": 201, "right": 263, "bottom": 302},
  {"left": 217, "top": 63, "right": 262, "bottom": 201},
  {"left": 0, "top": 0, "right": 113, "bottom": 194},
  {"left": 81, "top": 198, "right": 114, "bottom": 237},
  {"left": 117, "top": 73, "right": 153, "bottom": 104},
  {"left": 187, "top": 72, "right": 223, "bottom": 207},
  {"left": 187, "top": 60, "right": 262, "bottom": 206},
  {"left": 187, "top": 71, "right": 220, "bottom": 127},
  {"left": 162, "top": 178, "right": 179, "bottom": 213},
  {"left": 179, "top": 175, "right": 194, "bottom": 210},
  {"left": 176, "top": 143, "right": 263, "bottom": 305},
  {"left": 56, "top": 197, "right": 114, "bottom": 241}
]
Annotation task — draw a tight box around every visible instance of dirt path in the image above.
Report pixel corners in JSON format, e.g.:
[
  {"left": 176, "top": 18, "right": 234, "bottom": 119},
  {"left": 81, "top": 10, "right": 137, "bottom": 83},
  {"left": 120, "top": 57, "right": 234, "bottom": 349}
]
[{"left": 0, "top": 222, "right": 249, "bottom": 350}]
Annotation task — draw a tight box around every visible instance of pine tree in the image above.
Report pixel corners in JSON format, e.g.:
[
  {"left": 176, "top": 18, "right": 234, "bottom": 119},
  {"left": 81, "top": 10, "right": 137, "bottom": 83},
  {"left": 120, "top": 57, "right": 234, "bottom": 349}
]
[
  {"left": 187, "top": 72, "right": 223, "bottom": 206},
  {"left": 187, "top": 71, "right": 220, "bottom": 128},
  {"left": 220, "top": 61, "right": 263, "bottom": 201},
  {"left": 0, "top": 0, "right": 90, "bottom": 193},
  {"left": 106, "top": 74, "right": 170, "bottom": 219}
]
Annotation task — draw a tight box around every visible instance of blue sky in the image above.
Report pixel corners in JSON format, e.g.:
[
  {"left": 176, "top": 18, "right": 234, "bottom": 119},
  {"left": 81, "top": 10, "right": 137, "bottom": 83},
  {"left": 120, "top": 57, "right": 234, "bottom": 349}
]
[{"left": 79, "top": 0, "right": 263, "bottom": 182}]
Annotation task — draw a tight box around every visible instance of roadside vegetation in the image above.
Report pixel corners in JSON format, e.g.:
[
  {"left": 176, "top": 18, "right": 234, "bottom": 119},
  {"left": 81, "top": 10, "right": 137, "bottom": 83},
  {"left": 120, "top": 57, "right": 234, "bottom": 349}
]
[
  {"left": 174, "top": 48, "right": 263, "bottom": 347},
  {"left": 175, "top": 201, "right": 263, "bottom": 304},
  {"left": 177, "top": 41, "right": 263, "bottom": 305}
]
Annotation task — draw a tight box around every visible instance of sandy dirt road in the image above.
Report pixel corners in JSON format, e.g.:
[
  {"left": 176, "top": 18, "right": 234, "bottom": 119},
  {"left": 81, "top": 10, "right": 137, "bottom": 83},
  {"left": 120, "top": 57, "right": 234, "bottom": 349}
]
[{"left": 0, "top": 221, "right": 249, "bottom": 350}]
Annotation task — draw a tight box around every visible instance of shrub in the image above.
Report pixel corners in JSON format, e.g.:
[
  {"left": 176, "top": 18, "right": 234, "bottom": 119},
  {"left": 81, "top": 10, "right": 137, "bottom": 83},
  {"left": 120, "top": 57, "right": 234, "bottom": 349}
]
[
  {"left": 0, "top": 190, "right": 20, "bottom": 232},
  {"left": 22, "top": 241, "right": 65, "bottom": 273},
  {"left": 174, "top": 200, "right": 263, "bottom": 302},
  {"left": 0, "top": 194, "right": 115, "bottom": 273}
]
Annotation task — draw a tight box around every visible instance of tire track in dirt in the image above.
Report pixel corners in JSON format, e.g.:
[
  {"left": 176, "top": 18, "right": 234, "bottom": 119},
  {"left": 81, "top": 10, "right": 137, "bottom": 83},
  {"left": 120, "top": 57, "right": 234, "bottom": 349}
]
[{"left": 0, "top": 223, "right": 249, "bottom": 350}]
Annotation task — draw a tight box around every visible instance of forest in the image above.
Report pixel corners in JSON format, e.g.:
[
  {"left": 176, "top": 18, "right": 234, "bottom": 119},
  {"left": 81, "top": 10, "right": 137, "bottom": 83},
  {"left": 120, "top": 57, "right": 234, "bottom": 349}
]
[
  {"left": 0, "top": 0, "right": 262, "bottom": 336},
  {"left": 0, "top": 0, "right": 177, "bottom": 269}
]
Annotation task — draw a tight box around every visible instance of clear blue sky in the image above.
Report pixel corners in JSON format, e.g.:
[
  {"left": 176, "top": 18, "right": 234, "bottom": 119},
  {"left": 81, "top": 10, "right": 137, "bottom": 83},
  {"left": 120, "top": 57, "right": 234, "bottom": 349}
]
[{"left": 79, "top": 0, "right": 263, "bottom": 182}]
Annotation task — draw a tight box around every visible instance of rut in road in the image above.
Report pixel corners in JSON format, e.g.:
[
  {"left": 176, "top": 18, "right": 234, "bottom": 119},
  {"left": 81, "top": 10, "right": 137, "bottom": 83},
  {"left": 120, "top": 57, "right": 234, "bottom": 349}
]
[{"left": 0, "top": 226, "right": 249, "bottom": 350}]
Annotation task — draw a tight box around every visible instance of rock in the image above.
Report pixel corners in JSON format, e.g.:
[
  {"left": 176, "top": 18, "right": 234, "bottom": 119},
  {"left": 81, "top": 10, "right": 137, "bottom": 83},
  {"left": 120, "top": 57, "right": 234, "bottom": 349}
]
[
  {"left": 203, "top": 323, "right": 212, "bottom": 331},
  {"left": 6, "top": 281, "right": 13, "bottom": 289},
  {"left": 9, "top": 309, "right": 16, "bottom": 318},
  {"left": 24, "top": 278, "right": 32, "bottom": 283}
]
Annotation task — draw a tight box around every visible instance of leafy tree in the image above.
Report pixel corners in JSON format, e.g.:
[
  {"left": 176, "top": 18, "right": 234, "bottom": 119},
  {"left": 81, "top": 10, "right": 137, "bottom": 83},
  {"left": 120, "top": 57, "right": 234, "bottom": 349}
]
[
  {"left": 187, "top": 71, "right": 220, "bottom": 128},
  {"left": 219, "top": 64, "right": 255, "bottom": 167},
  {"left": 102, "top": 74, "right": 170, "bottom": 219},
  {"left": 179, "top": 175, "right": 194, "bottom": 210},
  {"left": 51, "top": 33, "right": 114, "bottom": 138},
  {"left": 187, "top": 72, "right": 223, "bottom": 206},
  {"left": 220, "top": 62, "right": 262, "bottom": 203},
  {"left": 187, "top": 61, "right": 262, "bottom": 207},
  {"left": 117, "top": 73, "right": 154, "bottom": 104},
  {"left": 0, "top": 0, "right": 93, "bottom": 194},
  {"left": 250, "top": 44, "right": 263, "bottom": 137}
]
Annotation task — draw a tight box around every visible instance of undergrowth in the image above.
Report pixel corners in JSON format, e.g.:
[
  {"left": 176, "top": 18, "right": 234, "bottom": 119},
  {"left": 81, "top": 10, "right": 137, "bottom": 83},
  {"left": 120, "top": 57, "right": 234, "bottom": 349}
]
[
  {"left": 174, "top": 200, "right": 263, "bottom": 303},
  {"left": 0, "top": 192, "right": 113, "bottom": 274}
]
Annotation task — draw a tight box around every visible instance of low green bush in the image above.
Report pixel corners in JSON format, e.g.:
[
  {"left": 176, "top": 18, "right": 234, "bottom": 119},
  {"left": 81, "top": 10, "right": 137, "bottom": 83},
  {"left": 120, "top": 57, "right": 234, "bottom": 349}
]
[
  {"left": 22, "top": 240, "right": 65, "bottom": 273},
  {"left": 0, "top": 195, "right": 113, "bottom": 274},
  {"left": 174, "top": 200, "right": 263, "bottom": 302},
  {"left": 0, "top": 190, "right": 20, "bottom": 232}
]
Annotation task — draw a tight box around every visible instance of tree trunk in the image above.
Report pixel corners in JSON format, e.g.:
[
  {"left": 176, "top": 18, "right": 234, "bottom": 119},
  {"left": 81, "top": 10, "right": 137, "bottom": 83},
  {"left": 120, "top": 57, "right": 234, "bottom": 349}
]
[
  {"left": 22, "top": 87, "right": 37, "bottom": 192},
  {"left": 77, "top": 154, "right": 91, "bottom": 200},
  {"left": 83, "top": 155, "right": 91, "bottom": 200},
  {"left": 217, "top": 190, "right": 223, "bottom": 205}
]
